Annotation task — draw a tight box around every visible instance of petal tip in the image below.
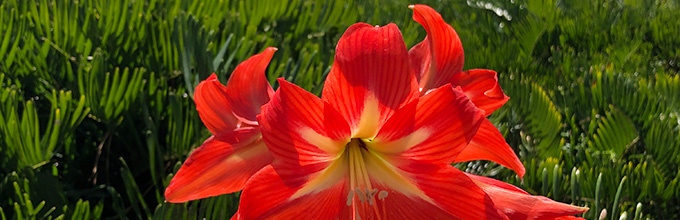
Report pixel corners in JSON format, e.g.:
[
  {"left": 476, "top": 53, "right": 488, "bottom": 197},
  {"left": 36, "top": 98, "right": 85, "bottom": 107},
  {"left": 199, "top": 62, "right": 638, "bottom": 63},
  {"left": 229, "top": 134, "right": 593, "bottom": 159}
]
[
  {"left": 517, "top": 168, "right": 526, "bottom": 179},
  {"left": 164, "top": 186, "right": 184, "bottom": 203},
  {"left": 264, "top": 47, "right": 279, "bottom": 53},
  {"left": 410, "top": 4, "right": 434, "bottom": 14},
  {"left": 207, "top": 73, "right": 219, "bottom": 81},
  {"left": 345, "top": 22, "right": 373, "bottom": 31},
  {"left": 275, "top": 77, "right": 289, "bottom": 85}
]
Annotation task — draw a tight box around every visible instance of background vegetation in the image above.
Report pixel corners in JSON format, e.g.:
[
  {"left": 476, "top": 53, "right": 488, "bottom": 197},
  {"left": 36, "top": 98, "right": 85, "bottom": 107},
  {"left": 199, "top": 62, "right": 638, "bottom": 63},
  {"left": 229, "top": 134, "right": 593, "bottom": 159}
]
[{"left": 1, "top": 0, "right": 678, "bottom": 219}]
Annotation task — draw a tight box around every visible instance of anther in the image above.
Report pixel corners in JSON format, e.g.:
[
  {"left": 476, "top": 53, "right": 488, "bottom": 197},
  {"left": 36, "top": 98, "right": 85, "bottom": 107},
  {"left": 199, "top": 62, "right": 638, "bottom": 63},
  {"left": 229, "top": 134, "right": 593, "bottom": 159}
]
[
  {"left": 369, "top": 188, "right": 378, "bottom": 195},
  {"left": 378, "top": 190, "right": 389, "bottom": 200},
  {"left": 366, "top": 188, "right": 378, "bottom": 205},
  {"left": 355, "top": 189, "right": 366, "bottom": 203},
  {"left": 346, "top": 191, "right": 354, "bottom": 206}
]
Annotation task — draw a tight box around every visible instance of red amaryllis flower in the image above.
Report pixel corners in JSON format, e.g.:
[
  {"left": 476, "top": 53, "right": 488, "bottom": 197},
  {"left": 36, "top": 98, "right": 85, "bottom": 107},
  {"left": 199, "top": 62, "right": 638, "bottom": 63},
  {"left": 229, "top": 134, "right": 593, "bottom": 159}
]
[
  {"left": 408, "top": 4, "right": 524, "bottom": 178},
  {"left": 164, "top": 47, "right": 277, "bottom": 202},
  {"left": 233, "top": 20, "right": 586, "bottom": 219}
]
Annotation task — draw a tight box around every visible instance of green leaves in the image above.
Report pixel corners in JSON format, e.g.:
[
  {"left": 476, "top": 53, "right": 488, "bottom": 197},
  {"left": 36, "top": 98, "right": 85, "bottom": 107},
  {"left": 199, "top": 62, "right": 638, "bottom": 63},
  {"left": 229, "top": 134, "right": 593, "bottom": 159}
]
[
  {"left": 467, "top": 0, "right": 678, "bottom": 218},
  {"left": 0, "top": 74, "right": 89, "bottom": 169},
  {"left": 3, "top": 172, "right": 103, "bottom": 220},
  {"left": 0, "top": 0, "right": 678, "bottom": 219},
  {"left": 588, "top": 106, "right": 638, "bottom": 160},
  {"left": 77, "top": 63, "right": 146, "bottom": 125},
  {"left": 504, "top": 77, "right": 563, "bottom": 158}
]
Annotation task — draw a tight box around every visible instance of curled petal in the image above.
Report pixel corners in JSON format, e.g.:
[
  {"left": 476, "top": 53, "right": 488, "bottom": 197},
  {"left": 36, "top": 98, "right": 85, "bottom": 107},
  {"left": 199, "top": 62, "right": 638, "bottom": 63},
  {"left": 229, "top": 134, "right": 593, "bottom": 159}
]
[
  {"left": 409, "top": 4, "right": 465, "bottom": 93},
  {"left": 408, "top": 5, "right": 509, "bottom": 115},
  {"left": 165, "top": 127, "right": 274, "bottom": 202},
  {"left": 455, "top": 119, "right": 525, "bottom": 177},
  {"left": 225, "top": 47, "right": 277, "bottom": 124},
  {"left": 194, "top": 74, "right": 239, "bottom": 134},
  {"left": 258, "top": 79, "right": 351, "bottom": 174},
  {"left": 466, "top": 173, "right": 589, "bottom": 219},
  {"left": 322, "top": 23, "right": 419, "bottom": 138},
  {"left": 450, "top": 69, "right": 509, "bottom": 115}
]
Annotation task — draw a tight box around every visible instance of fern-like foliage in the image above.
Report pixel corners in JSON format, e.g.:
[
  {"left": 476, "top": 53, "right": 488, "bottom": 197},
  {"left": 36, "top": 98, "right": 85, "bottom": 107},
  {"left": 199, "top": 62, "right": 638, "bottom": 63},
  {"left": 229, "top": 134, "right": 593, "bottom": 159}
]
[{"left": 0, "top": 0, "right": 679, "bottom": 219}]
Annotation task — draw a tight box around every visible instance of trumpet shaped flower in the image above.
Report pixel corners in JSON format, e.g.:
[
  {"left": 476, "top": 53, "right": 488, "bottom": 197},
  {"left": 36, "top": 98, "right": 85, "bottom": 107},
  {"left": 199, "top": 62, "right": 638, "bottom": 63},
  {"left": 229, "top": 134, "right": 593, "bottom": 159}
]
[
  {"left": 233, "top": 20, "right": 587, "bottom": 219},
  {"left": 164, "top": 47, "right": 278, "bottom": 202}
]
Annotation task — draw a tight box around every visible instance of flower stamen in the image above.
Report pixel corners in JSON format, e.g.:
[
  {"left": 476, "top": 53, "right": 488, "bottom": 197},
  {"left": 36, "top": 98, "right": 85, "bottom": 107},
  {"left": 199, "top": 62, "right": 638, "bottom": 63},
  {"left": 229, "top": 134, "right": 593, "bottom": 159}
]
[
  {"left": 346, "top": 138, "right": 386, "bottom": 219},
  {"left": 347, "top": 139, "right": 374, "bottom": 196}
]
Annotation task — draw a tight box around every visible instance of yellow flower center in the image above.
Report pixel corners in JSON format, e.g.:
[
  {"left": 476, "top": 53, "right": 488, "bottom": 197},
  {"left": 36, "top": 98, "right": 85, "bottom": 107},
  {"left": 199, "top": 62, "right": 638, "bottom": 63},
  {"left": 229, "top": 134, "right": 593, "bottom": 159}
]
[
  {"left": 290, "top": 133, "right": 435, "bottom": 219},
  {"left": 345, "top": 138, "right": 386, "bottom": 205}
]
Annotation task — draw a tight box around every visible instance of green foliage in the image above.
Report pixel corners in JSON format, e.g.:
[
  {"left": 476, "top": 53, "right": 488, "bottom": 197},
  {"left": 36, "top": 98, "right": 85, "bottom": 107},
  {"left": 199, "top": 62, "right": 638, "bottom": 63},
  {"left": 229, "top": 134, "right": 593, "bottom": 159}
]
[
  {"left": 0, "top": 73, "right": 89, "bottom": 169},
  {"left": 1, "top": 171, "right": 103, "bottom": 219},
  {"left": 1, "top": 0, "right": 679, "bottom": 219},
  {"left": 588, "top": 106, "right": 638, "bottom": 161},
  {"left": 503, "top": 77, "right": 564, "bottom": 158}
]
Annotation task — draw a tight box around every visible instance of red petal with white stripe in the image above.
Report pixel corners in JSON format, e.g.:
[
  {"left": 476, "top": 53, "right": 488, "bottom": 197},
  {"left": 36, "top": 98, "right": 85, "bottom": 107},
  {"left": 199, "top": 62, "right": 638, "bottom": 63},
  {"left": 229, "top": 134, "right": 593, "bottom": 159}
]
[
  {"left": 371, "top": 85, "right": 485, "bottom": 168},
  {"left": 322, "top": 23, "right": 419, "bottom": 139},
  {"left": 165, "top": 127, "right": 273, "bottom": 202},
  {"left": 257, "top": 79, "right": 351, "bottom": 174}
]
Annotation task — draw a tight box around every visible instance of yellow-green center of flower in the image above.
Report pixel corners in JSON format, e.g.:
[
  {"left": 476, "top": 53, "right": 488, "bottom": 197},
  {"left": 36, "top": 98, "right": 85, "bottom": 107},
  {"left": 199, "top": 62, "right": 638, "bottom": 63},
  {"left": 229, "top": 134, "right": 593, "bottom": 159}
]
[
  {"left": 345, "top": 138, "right": 386, "bottom": 206},
  {"left": 291, "top": 127, "right": 436, "bottom": 219}
]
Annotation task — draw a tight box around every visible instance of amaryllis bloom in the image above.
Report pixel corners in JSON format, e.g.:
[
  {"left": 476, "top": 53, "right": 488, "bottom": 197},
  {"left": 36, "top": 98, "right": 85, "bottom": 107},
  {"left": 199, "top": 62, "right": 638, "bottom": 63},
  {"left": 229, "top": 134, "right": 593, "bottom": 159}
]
[
  {"left": 408, "top": 4, "right": 525, "bottom": 178},
  {"left": 233, "top": 14, "right": 587, "bottom": 219},
  {"left": 164, "top": 47, "right": 278, "bottom": 202}
]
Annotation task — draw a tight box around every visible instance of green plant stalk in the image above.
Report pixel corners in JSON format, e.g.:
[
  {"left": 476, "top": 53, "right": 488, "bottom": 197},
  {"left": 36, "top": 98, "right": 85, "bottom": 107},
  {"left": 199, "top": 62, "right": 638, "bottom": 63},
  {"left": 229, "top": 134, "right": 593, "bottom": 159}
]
[{"left": 612, "top": 176, "right": 627, "bottom": 220}]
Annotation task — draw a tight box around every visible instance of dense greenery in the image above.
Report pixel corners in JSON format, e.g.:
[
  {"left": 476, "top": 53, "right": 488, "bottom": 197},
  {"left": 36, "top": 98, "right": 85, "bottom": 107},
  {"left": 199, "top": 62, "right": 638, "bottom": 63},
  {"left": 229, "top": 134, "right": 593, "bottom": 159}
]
[{"left": 1, "top": 0, "right": 678, "bottom": 219}]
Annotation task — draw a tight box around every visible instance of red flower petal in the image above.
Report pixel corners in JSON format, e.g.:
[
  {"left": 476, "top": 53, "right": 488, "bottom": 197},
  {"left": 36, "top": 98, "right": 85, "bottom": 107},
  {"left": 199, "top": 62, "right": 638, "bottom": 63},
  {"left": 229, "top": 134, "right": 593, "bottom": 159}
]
[
  {"left": 450, "top": 69, "right": 509, "bottom": 115},
  {"left": 554, "top": 217, "right": 587, "bottom": 220},
  {"left": 408, "top": 5, "right": 509, "bottom": 115},
  {"left": 194, "top": 74, "right": 239, "bottom": 134},
  {"left": 371, "top": 85, "right": 485, "bottom": 167},
  {"left": 225, "top": 47, "right": 277, "bottom": 124},
  {"left": 322, "top": 23, "right": 419, "bottom": 138},
  {"left": 408, "top": 166, "right": 507, "bottom": 219},
  {"left": 408, "top": 39, "right": 431, "bottom": 83},
  {"left": 409, "top": 4, "right": 465, "bottom": 93},
  {"left": 234, "top": 164, "right": 506, "bottom": 219},
  {"left": 466, "top": 173, "right": 589, "bottom": 219},
  {"left": 233, "top": 165, "right": 348, "bottom": 220},
  {"left": 340, "top": 182, "right": 461, "bottom": 220},
  {"left": 258, "top": 79, "right": 351, "bottom": 174},
  {"left": 455, "top": 118, "right": 526, "bottom": 177},
  {"left": 164, "top": 127, "right": 273, "bottom": 202}
]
